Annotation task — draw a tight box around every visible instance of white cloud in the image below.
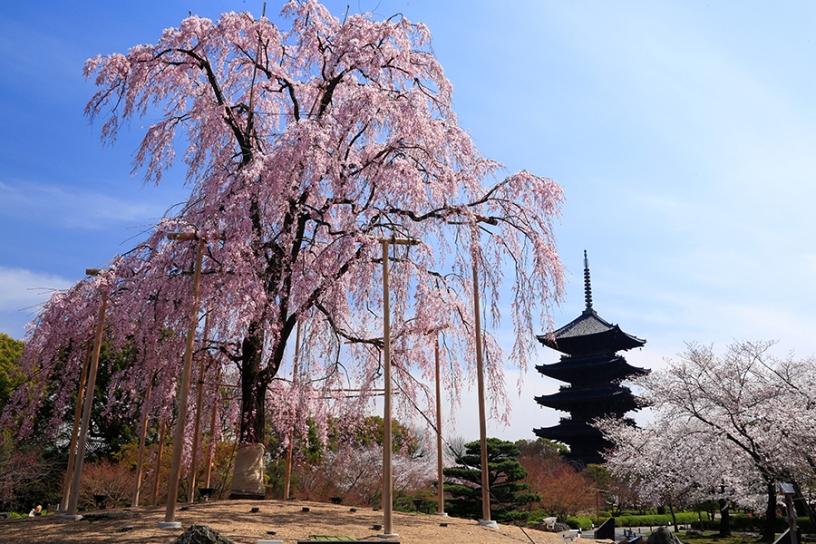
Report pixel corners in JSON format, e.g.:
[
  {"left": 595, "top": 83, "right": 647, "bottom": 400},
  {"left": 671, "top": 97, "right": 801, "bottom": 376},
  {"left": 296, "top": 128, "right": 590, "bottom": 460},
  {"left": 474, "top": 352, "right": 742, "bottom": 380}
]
[
  {"left": 0, "top": 266, "right": 73, "bottom": 339},
  {"left": 0, "top": 179, "right": 181, "bottom": 231}
]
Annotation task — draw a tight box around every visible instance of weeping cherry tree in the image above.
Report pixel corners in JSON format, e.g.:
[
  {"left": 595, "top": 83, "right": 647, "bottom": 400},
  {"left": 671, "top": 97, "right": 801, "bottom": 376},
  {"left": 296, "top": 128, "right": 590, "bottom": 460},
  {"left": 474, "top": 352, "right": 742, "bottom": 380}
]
[{"left": 6, "top": 1, "right": 564, "bottom": 497}]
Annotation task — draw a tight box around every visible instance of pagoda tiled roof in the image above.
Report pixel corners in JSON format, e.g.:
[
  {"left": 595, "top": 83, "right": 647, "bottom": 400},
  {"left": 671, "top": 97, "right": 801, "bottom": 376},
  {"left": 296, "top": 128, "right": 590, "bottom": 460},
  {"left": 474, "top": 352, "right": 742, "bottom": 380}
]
[
  {"left": 537, "top": 309, "right": 645, "bottom": 355},
  {"left": 535, "top": 384, "right": 631, "bottom": 405},
  {"left": 534, "top": 419, "right": 597, "bottom": 438},
  {"left": 536, "top": 354, "right": 649, "bottom": 384}
]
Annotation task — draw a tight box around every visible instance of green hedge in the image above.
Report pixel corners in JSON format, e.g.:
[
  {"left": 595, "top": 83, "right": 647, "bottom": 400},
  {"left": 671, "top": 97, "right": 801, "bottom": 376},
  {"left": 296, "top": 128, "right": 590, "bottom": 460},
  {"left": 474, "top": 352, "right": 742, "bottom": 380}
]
[
  {"left": 564, "top": 516, "right": 595, "bottom": 530},
  {"left": 696, "top": 515, "right": 810, "bottom": 533},
  {"left": 614, "top": 512, "right": 701, "bottom": 527},
  {"left": 610, "top": 513, "right": 811, "bottom": 533}
]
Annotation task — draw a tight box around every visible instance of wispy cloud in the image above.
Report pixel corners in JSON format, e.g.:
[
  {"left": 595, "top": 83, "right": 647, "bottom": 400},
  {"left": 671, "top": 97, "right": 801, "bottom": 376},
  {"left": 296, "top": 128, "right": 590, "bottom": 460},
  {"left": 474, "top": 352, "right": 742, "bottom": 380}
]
[
  {"left": 0, "top": 179, "right": 179, "bottom": 231},
  {"left": 0, "top": 266, "right": 73, "bottom": 339}
]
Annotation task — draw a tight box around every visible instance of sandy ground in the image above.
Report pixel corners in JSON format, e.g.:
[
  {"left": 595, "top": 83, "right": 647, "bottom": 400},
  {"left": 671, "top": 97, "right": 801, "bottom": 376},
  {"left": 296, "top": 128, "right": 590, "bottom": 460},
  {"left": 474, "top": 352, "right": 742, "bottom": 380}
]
[{"left": 0, "top": 499, "right": 593, "bottom": 544}]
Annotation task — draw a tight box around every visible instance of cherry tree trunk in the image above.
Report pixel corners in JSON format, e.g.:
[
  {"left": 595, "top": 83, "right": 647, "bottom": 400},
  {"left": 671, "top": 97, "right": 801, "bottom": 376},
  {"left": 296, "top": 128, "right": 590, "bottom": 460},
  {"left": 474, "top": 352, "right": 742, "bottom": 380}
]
[
  {"left": 229, "top": 329, "right": 267, "bottom": 499},
  {"left": 763, "top": 480, "right": 778, "bottom": 543},
  {"left": 793, "top": 481, "right": 816, "bottom": 531},
  {"left": 668, "top": 503, "right": 678, "bottom": 532},
  {"left": 718, "top": 499, "right": 731, "bottom": 537}
]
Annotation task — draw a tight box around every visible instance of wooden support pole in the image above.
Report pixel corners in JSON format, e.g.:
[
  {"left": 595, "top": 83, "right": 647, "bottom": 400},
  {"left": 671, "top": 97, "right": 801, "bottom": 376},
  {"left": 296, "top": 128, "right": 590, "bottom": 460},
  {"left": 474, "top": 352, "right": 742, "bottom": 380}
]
[
  {"left": 473, "top": 260, "right": 492, "bottom": 524},
  {"left": 381, "top": 238, "right": 394, "bottom": 536},
  {"left": 151, "top": 418, "right": 167, "bottom": 506},
  {"left": 161, "top": 236, "right": 205, "bottom": 528},
  {"left": 132, "top": 379, "right": 153, "bottom": 507},
  {"left": 64, "top": 288, "right": 108, "bottom": 518},
  {"left": 187, "top": 314, "right": 210, "bottom": 503},
  {"left": 60, "top": 342, "right": 92, "bottom": 512},
  {"left": 203, "top": 367, "right": 221, "bottom": 491},
  {"left": 283, "top": 319, "right": 301, "bottom": 501},
  {"left": 435, "top": 334, "right": 445, "bottom": 515},
  {"left": 377, "top": 236, "right": 418, "bottom": 537}
]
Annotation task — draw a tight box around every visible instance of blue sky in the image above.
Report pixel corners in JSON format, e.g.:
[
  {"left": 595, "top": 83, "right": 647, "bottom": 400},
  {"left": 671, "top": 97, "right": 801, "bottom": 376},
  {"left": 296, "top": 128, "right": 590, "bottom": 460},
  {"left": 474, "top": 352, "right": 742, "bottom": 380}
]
[{"left": 2, "top": 1, "right": 816, "bottom": 441}]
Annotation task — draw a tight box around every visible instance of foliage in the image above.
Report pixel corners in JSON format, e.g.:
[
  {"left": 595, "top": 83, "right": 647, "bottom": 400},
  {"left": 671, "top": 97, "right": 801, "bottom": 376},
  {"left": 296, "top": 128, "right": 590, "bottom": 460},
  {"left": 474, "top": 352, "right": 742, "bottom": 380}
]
[
  {"left": 516, "top": 439, "right": 599, "bottom": 518},
  {"left": 289, "top": 429, "right": 433, "bottom": 506},
  {"left": 0, "top": 436, "right": 63, "bottom": 514},
  {"left": 613, "top": 512, "right": 700, "bottom": 527},
  {"left": 0, "top": 333, "right": 24, "bottom": 412},
  {"left": 343, "top": 416, "right": 419, "bottom": 456},
  {"left": 563, "top": 516, "right": 596, "bottom": 530},
  {"left": 580, "top": 464, "right": 642, "bottom": 515},
  {"left": 265, "top": 415, "right": 422, "bottom": 501},
  {"left": 515, "top": 438, "right": 568, "bottom": 458},
  {"left": 444, "top": 437, "right": 539, "bottom": 522},
  {"left": 117, "top": 430, "right": 238, "bottom": 505},
  {"left": 78, "top": 459, "right": 135, "bottom": 509},
  {"left": 682, "top": 532, "right": 769, "bottom": 544},
  {"left": 82, "top": 342, "right": 142, "bottom": 460},
  {"left": 693, "top": 515, "right": 811, "bottom": 533}
]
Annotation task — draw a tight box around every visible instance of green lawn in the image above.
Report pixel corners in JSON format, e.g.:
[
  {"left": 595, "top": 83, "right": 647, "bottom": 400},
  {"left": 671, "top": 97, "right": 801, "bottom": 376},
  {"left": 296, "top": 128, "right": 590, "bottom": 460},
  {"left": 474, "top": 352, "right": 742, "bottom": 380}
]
[{"left": 680, "top": 531, "right": 768, "bottom": 544}]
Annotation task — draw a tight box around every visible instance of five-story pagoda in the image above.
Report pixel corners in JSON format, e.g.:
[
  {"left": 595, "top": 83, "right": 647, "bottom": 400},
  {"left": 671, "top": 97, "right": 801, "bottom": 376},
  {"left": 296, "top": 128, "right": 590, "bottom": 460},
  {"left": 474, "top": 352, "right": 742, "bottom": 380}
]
[{"left": 534, "top": 252, "right": 648, "bottom": 466}]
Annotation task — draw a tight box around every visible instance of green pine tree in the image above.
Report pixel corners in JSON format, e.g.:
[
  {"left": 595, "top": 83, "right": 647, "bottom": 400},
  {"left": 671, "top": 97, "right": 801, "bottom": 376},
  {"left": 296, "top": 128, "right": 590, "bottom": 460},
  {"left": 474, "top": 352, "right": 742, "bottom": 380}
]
[
  {"left": 443, "top": 437, "right": 540, "bottom": 523},
  {"left": 0, "top": 332, "right": 24, "bottom": 412}
]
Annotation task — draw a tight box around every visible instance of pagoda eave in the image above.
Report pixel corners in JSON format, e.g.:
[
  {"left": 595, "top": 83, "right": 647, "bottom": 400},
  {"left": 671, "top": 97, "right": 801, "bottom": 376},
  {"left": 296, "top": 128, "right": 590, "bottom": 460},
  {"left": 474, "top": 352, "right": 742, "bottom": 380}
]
[
  {"left": 537, "top": 328, "right": 645, "bottom": 355},
  {"left": 535, "top": 358, "right": 648, "bottom": 383},
  {"left": 534, "top": 422, "right": 597, "bottom": 439}
]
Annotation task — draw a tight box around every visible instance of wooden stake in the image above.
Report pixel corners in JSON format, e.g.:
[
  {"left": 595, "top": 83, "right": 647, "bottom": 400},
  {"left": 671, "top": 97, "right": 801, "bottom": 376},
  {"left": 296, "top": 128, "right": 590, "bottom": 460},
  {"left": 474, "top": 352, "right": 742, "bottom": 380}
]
[
  {"left": 132, "top": 378, "right": 153, "bottom": 507},
  {"left": 64, "top": 290, "right": 108, "bottom": 518},
  {"left": 283, "top": 319, "right": 301, "bottom": 500},
  {"left": 151, "top": 418, "right": 167, "bottom": 506},
  {"left": 435, "top": 334, "right": 445, "bottom": 515},
  {"left": 376, "top": 235, "right": 418, "bottom": 537},
  {"left": 161, "top": 237, "right": 205, "bottom": 527},
  {"left": 381, "top": 238, "right": 394, "bottom": 536},
  {"left": 60, "top": 342, "right": 92, "bottom": 511},
  {"left": 473, "top": 259, "right": 491, "bottom": 523},
  {"left": 203, "top": 367, "right": 221, "bottom": 490},
  {"left": 188, "top": 314, "right": 210, "bottom": 503}
]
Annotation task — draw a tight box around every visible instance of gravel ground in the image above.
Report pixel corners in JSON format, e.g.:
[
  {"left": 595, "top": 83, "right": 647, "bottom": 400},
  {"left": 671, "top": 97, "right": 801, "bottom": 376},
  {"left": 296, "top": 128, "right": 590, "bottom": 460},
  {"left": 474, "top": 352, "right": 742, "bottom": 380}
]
[{"left": 1, "top": 499, "right": 598, "bottom": 544}]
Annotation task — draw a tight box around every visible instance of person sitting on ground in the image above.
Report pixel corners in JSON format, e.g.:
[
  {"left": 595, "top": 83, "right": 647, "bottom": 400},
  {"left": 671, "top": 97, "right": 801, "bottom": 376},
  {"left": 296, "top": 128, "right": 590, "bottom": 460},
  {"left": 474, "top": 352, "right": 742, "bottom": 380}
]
[{"left": 28, "top": 505, "right": 42, "bottom": 517}]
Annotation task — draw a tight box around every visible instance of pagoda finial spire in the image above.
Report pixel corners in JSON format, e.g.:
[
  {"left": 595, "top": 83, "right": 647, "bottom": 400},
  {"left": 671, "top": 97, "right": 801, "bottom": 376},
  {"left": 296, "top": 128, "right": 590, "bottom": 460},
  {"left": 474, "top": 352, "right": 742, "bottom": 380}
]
[{"left": 583, "top": 250, "right": 593, "bottom": 311}]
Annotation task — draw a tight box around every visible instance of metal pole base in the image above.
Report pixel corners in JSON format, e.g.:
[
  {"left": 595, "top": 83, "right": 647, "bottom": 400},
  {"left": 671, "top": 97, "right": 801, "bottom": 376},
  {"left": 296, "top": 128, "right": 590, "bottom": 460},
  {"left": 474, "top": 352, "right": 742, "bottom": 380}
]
[
  {"left": 376, "top": 533, "right": 399, "bottom": 539},
  {"left": 157, "top": 521, "right": 182, "bottom": 529},
  {"left": 478, "top": 519, "right": 499, "bottom": 529},
  {"left": 435, "top": 512, "right": 448, "bottom": 516}
]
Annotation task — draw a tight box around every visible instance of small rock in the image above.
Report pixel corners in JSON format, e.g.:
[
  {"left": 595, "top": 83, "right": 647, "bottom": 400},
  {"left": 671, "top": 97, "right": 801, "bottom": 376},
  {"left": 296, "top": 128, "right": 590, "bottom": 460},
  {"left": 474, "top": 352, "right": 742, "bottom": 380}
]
[
  {"left": 170, "top": 524, "right": 235, "bottom": 544},
  {"left": 647, "top": 526, "right": 682, "bottom": 544},
  {"left": 536, "top": 521, "right": 571, "bottom": 533}
]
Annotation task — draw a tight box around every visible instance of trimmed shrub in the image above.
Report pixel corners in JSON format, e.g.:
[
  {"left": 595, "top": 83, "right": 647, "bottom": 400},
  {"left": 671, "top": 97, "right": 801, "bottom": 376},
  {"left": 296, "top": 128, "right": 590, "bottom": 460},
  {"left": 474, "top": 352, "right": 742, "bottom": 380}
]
[
  {"left": 614, "top": 512, "right": 699, "bottom": 527},
  {"left": 696, "top": 515, "right": 810, "bottom": 533},
  {"left": 564, "top": 516, "right": 595, "bottom": 530}
]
